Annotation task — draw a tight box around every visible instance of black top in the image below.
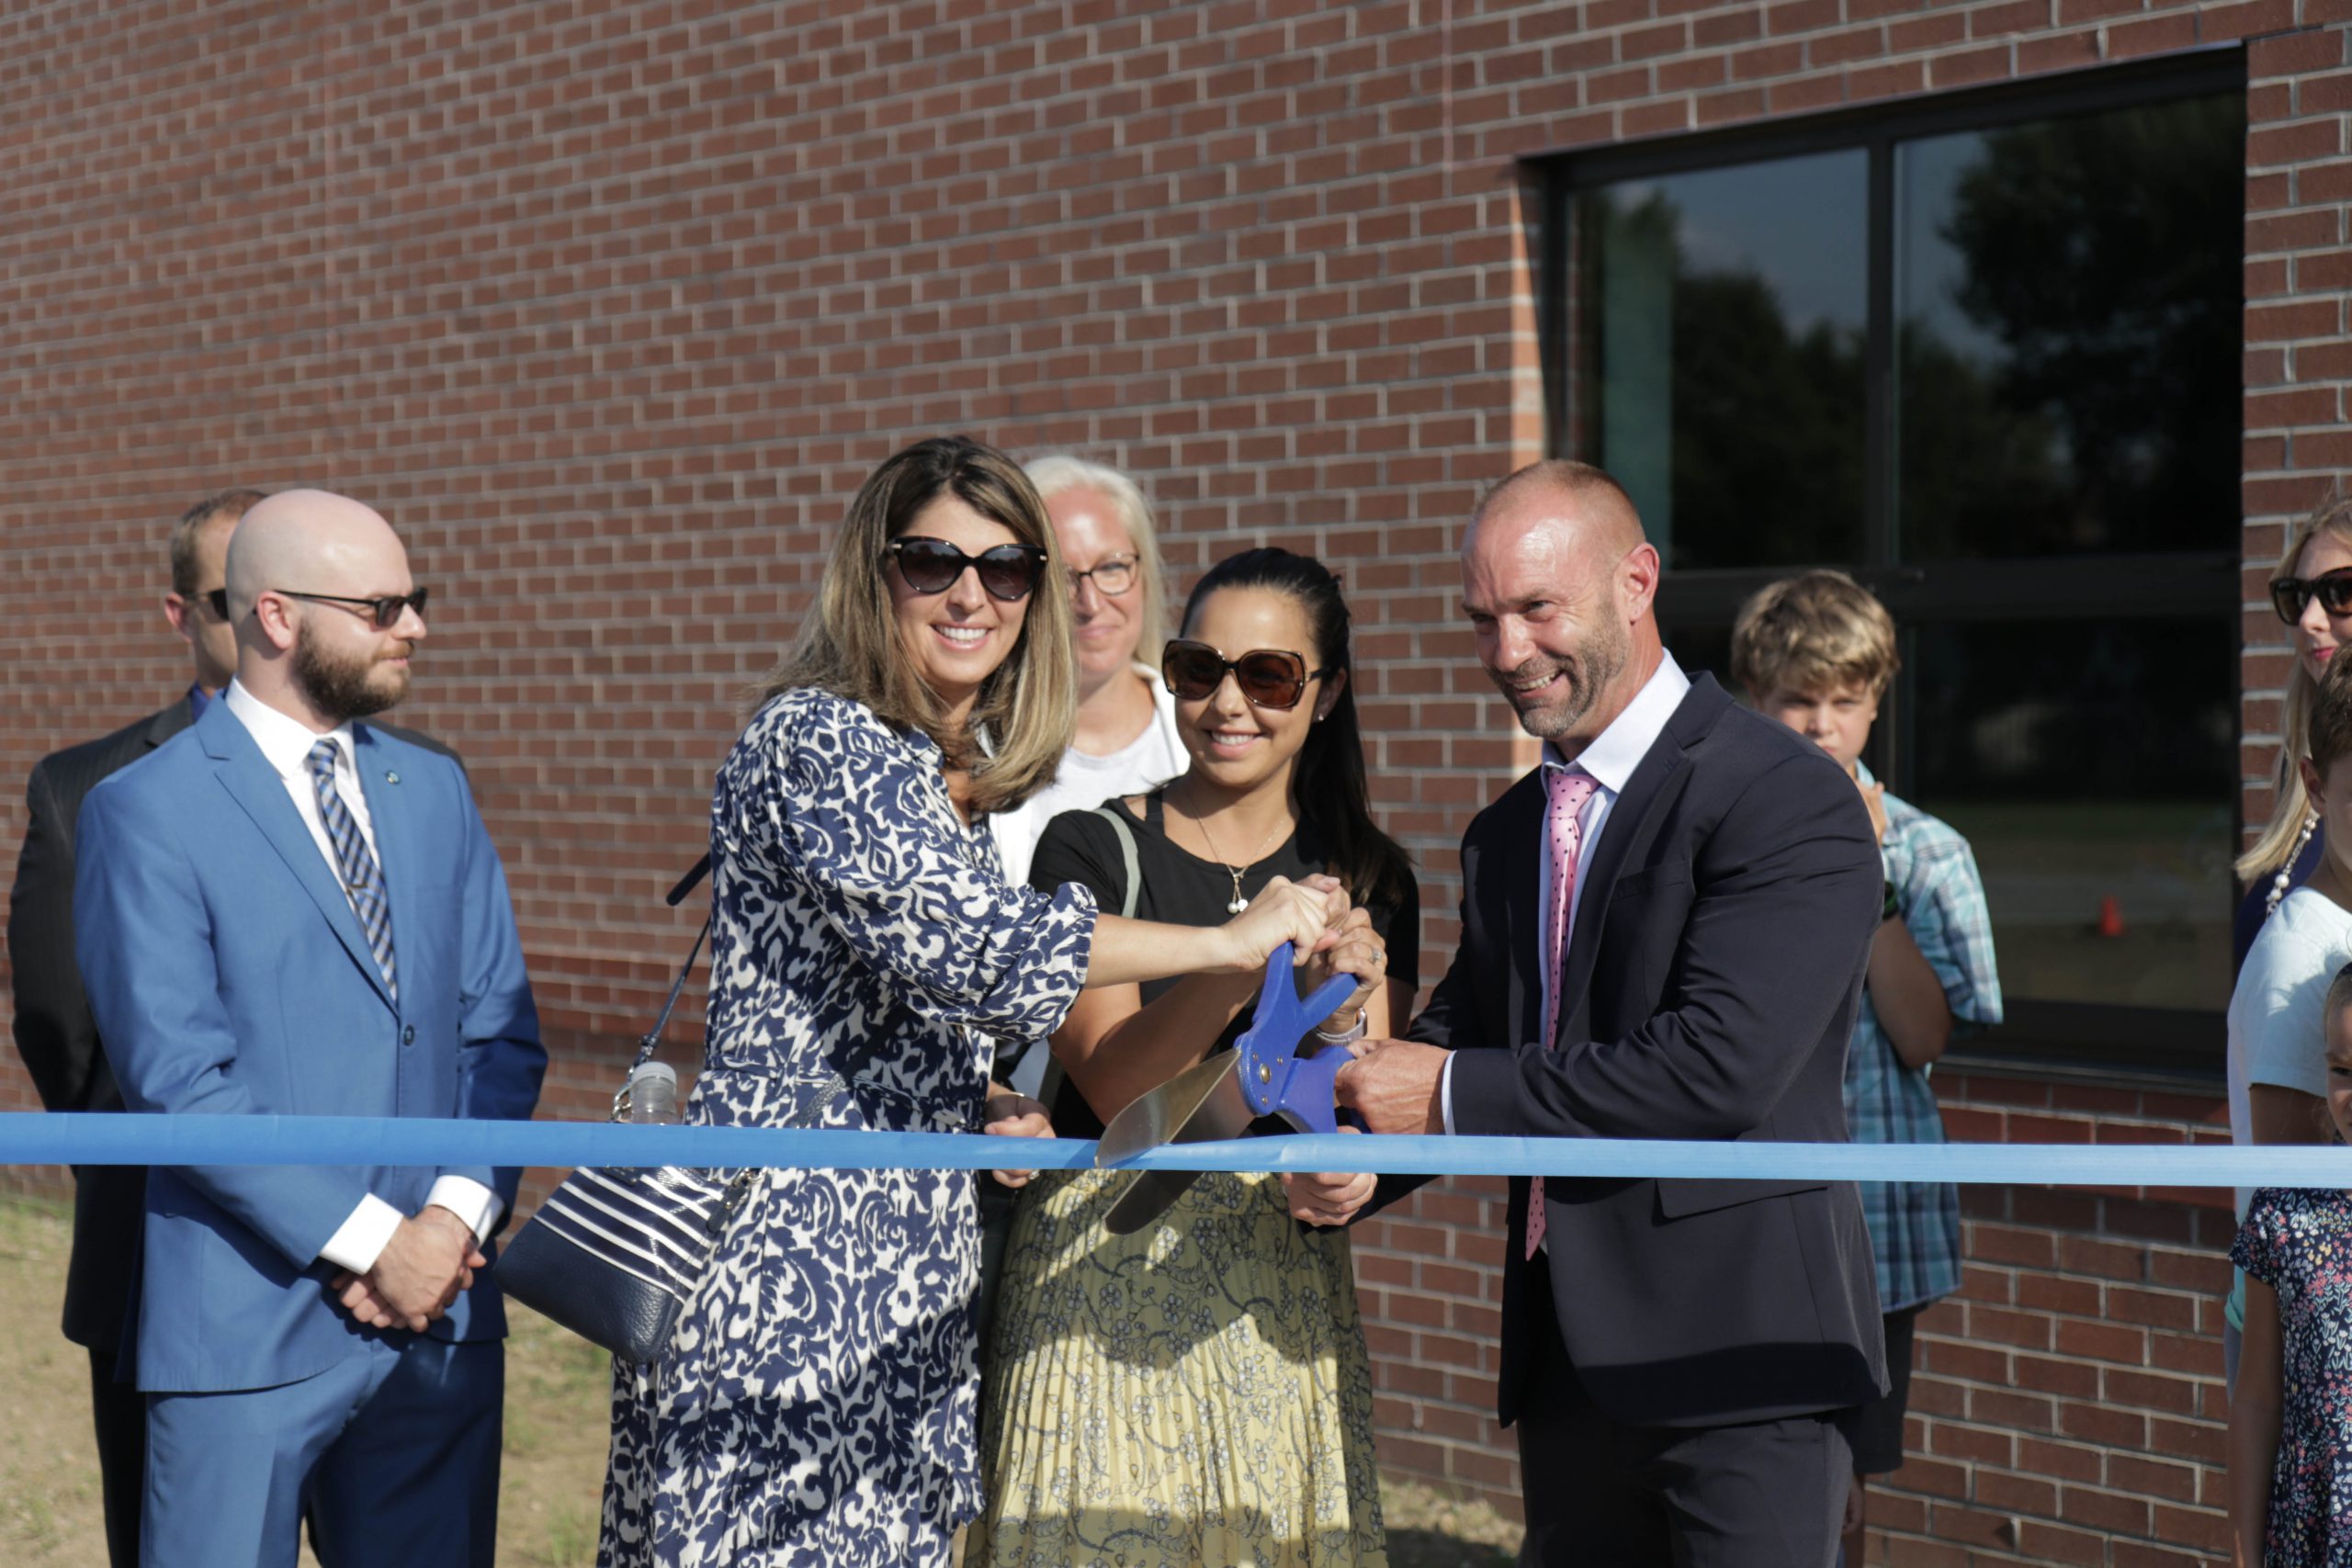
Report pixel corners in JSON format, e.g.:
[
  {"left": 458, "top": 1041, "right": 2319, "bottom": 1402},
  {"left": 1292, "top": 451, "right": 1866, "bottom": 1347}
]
[{"left": 1028, "top": 790, "right": 1421, "bottom": 1140}]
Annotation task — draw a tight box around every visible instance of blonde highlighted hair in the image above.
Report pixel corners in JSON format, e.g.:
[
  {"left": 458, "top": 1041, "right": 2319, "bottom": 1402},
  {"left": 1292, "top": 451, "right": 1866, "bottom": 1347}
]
[
  {"left": 1023, "top": 454, "right": 1169, "bottom": 662},
  {"left": 760, "top": 435, "right": 1076, "bottom": 818},
  {"left": 2239, "top": 495, "right": 2352, "bottom": 886},
  {"left": 1728, "top": 570, "right": 1899, "bottom": 702}
]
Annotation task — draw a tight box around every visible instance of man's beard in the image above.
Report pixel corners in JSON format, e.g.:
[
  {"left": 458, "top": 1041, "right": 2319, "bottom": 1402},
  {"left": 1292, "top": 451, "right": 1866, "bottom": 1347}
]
[
  {"left": 292, "top": 622, "right": 410, "bottom": 723},
  {"left": 1492, "top": 614, "right": 1630, "bottom": 739}
]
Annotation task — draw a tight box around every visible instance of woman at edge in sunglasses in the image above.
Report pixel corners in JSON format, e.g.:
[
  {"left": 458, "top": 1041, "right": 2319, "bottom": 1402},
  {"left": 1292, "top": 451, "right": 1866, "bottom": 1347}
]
[
  {"left": 2236, "top": 494, "right": 2352, "bottom": 974},
  {"left": 598, "top": 440, "right": 1352, "bottom": 1568},
  {"left": 2218, "top": 495, "right": 2352, "bottom": 1395},
  {"left": 969, "top": 547, "right": 1418, "bottom": 1568}
]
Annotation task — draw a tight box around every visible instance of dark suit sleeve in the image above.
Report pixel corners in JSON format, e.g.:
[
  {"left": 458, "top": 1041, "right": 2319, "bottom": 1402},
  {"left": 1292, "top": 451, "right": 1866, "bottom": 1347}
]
[
  {"left": 441, "top": 753, "right": 547, "bottom": 1227},
  {"left": 1447, "top": 751, "right": 1880, "bottom": 1142},
  {"left": 8, "top": 757, "right": 103, "bottom": 1111}
]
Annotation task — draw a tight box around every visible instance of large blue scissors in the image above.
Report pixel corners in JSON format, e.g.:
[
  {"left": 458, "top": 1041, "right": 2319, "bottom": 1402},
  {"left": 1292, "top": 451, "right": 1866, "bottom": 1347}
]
[{"left": 1091, "top": 942, "right": 1361, "bottom": 1235}]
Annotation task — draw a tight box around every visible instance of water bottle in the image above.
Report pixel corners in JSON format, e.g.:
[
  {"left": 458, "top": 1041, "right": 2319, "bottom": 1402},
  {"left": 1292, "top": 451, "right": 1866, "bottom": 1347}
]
[{"left": 623, "top": 1061, "right": 680, "bottom": 1125}]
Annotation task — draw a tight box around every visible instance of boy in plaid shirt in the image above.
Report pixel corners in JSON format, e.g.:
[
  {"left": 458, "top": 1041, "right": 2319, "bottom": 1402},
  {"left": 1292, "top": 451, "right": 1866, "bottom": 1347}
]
[{"left": 1732, "top": 571, "right": 2004, "bottom": 1566}]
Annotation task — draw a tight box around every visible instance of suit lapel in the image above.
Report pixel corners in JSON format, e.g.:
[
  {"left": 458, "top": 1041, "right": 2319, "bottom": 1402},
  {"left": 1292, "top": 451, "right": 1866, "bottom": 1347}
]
[
  {"left": 198, "top": 703, "right": 393, "bottom": 1010},
  {"left": 1492, "top": 773, "right": 1546, "bottom": 1053},
  {"left": 1551, "top": 677, "right": 1729, "bottom": 1045}
]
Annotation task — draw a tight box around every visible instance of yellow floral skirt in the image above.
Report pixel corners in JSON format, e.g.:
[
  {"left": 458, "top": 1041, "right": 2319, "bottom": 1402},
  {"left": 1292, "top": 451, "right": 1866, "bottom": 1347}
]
[{"left": 969, "top": 1166, "right": 1388, "bottom": 1568}]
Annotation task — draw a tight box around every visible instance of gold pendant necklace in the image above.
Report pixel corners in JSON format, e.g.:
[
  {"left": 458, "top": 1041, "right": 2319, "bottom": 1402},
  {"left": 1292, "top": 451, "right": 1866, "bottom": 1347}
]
[{"left": 1177, "top": 791, "right": 1290, "bottom": 914}]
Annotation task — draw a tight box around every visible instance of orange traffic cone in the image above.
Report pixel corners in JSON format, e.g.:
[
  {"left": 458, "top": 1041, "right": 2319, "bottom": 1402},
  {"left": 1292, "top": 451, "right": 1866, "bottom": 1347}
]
[{"left": 2097, "top": 896, "right": 2125, "bottom": 938}]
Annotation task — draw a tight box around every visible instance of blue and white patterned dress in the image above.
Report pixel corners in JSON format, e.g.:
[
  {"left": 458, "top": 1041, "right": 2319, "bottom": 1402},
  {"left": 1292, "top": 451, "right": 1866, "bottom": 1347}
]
[{"left": 599, "top": 687, "right": 1097, "bottom": 1567}]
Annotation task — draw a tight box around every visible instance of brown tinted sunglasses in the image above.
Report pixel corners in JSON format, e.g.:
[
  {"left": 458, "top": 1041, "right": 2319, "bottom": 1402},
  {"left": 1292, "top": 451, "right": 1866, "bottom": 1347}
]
[{"left": 1161, "top": 639, "right": 1329, "bottom": 710}]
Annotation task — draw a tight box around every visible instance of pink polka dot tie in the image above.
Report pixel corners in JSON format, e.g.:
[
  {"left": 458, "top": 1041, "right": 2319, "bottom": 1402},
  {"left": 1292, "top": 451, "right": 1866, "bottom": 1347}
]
[{"left": 1527, "top": 767, "right": 1597, "bottom": 1262}]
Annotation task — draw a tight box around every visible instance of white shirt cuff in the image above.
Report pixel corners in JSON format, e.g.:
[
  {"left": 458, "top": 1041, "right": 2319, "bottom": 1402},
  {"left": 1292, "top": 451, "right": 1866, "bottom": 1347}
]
[
  {"left": 1440, "top": 1052, "right": 1456, "bottom": 1136},
  {"left": 425, "top": 1176, "right": 502, "bottom": 1246},
  {"left": 318, "top": 1194, "right": 404, "bottom": 1274}
]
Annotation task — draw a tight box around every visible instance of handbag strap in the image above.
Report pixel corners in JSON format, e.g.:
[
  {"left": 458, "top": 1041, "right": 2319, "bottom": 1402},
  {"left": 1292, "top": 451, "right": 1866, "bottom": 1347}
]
[
  {"left": 1092, "top": 804, "right": 1144, "bottom": 920},
  {"left": 611, "top": 856, "right": 718, "bottom": 1119},
  {"left": 628, "top": 915, "right": 714, "bottom": 1076},
  {"left": 1026, "top": 804, "right": 1147, "bottom": 1112}
]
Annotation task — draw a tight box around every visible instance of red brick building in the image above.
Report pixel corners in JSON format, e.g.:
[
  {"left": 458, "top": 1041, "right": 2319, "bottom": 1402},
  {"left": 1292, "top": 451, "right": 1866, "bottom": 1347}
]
[{"left": 4, "top": 2, "right": 2344, "bottom": 1562}]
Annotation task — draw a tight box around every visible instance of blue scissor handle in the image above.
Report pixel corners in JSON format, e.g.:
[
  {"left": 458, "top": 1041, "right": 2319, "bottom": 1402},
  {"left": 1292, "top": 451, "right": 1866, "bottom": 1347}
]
[
  {"left": 1276, "top": 1042, "right": 1358, "bottom": 1136},
  {"left": 1236, "top": 942, "right": 1364, "bottom": 1130}
]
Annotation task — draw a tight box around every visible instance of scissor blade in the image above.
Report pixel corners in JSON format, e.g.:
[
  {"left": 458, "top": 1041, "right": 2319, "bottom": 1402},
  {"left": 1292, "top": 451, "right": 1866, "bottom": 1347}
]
[
  {"left": 1094, "top": 1053, "right": 1243, "bottom": 1168},
  {"left": 1094, "top": 1054, "right": 1257, "bottom": 1235}
]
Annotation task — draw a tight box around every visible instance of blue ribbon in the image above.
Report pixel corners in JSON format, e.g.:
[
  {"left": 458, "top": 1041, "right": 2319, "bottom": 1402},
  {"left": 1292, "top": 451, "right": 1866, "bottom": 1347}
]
[{"left": 0, "top": 1112, "right": 2337, "bottom": 1187}]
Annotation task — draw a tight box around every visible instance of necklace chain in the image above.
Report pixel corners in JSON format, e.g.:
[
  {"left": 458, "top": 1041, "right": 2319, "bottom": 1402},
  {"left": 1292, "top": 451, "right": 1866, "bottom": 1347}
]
[
  {"left": 2268, "top": 809, "right": 2323, "bottom": 921},
  {"left": 1174, "top": 788, "right": 1290, "bottom": 914}
]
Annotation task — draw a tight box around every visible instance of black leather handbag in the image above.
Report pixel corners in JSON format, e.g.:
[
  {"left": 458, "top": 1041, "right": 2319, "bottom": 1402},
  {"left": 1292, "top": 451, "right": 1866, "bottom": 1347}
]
[{"left": 497, "top": 858, "right": 806, "bottom": 1364}]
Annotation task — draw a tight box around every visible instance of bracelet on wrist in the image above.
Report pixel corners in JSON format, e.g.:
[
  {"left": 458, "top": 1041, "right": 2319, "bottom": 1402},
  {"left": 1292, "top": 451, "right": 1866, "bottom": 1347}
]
[{"left": 1313, "top": 1010, "right": 1368, "bottom": 1044}]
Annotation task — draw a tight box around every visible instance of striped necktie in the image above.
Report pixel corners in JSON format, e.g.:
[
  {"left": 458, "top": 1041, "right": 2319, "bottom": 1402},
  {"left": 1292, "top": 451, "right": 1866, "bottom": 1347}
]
[{"left": 307, "top": 739, "right": 398, "bottom": 1000}]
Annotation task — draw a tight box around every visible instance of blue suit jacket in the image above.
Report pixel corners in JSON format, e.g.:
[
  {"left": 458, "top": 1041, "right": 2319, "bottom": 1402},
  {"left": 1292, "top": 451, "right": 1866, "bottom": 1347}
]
[{"left": 74, "top": 699, "right": 546, "bottom": 1394}]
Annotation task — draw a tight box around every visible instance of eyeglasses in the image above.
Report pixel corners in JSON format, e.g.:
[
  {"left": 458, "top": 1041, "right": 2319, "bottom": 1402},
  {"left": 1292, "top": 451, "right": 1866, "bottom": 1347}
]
[
  {"left": 2272, "top": 570, "right": 2352, "bottom": 624},
  {"left": 1161, "top": 639, "right": 1329, "bottom": 710},
  {"left": 200, "top": 589, "right": 232, "bottom": 620},
  {"left": 1069, "top": 557, "right": 1138, "bottom": 596},
  {"left": 887, "top": 537, "right": 1049, "bottom": 602},
  {"left": 273, "top": 588, "right": 431, "bottom": 630}
]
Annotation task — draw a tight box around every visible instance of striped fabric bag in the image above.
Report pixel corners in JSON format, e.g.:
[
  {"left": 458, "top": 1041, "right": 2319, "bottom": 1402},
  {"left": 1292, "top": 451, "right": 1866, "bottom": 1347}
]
[{"left": 496, "top": 1159, "right": 759, "bottom": 1363}]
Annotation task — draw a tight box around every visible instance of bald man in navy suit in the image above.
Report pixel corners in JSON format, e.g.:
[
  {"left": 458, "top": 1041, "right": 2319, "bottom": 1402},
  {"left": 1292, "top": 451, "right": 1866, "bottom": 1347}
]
[{"left": 1340, "top": 461, "right": 1886, "bottom": 1567}]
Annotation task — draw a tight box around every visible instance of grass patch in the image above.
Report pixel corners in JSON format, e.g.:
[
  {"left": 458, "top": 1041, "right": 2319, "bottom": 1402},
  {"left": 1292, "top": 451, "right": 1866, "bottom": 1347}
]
[{"left": 0, "top": 1195, "right": 1521, "bottom": 1565}]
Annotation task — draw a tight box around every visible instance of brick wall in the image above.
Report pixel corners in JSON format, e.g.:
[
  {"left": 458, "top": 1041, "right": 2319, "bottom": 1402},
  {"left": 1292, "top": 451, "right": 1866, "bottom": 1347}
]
[{"left": 4, "top": 3, "right": 2346, "bottom": 1561}]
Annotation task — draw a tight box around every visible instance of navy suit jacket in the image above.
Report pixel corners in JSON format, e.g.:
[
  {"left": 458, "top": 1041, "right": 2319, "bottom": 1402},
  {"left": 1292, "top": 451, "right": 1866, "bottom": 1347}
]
[
  {"left": 74, "top": 699, "right": 545, "bottom": 1393},
  {"left": 1408, "top": 674, "right": 1888, "bottom": 1429}
]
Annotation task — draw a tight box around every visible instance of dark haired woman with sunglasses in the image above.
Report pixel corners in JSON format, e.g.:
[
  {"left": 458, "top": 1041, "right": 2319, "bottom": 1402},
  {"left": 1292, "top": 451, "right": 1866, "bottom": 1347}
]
[
  {"left": 599, "top": 444, "right": 1354, "bottom": 1568},
  {"left": 970, "top": 547, "right": 1417, "bottom": 1568}
]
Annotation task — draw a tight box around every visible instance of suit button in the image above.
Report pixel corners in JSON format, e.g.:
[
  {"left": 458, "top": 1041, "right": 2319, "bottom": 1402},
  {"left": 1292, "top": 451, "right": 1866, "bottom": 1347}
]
[{"left": 401, "top": 1025, "right": 416, "bottom": 1046}]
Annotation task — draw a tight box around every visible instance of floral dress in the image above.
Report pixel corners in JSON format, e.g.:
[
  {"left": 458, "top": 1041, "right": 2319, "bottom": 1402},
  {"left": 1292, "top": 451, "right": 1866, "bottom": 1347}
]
[
  {"left": 599, "top": 687, "right": 1096, "bottom": 1568},
  {"left": 968, "top": 796, "right": 1400, "bottom": 1568},
  {"left": 2233, "top": 1186, "right": 2352, "bottom": 1567}
]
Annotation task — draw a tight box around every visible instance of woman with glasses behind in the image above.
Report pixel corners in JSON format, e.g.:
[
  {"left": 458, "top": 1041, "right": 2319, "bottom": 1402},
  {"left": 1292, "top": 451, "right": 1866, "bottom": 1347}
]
[
  {"left": 598, "top": 441, "right": 1354, "bottom": 1568},
  {"left": 970, "top": 547, "right": 1417, "bottom": 1568},
  {"left": 987, "top": 457, "right": 1189, "bottom": 891}
]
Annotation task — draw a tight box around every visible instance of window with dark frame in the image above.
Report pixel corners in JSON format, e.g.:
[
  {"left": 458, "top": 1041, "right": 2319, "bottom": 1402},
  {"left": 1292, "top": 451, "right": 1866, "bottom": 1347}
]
[{"left": 1538, "top": 54, "right": 2246, "bottom": 1074}]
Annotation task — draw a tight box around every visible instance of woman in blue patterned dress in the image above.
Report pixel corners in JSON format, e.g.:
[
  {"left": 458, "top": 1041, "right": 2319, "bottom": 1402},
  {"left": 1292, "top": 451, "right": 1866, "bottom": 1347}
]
[{"left": 598, "top": 437, "right": 1354, "bottom": 1568}]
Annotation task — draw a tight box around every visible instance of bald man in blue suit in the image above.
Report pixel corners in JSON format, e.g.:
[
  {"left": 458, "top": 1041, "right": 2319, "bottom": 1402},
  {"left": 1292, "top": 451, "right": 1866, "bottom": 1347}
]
[{"left": 74, "top": 489, "right": 545, "bottom": 1568}]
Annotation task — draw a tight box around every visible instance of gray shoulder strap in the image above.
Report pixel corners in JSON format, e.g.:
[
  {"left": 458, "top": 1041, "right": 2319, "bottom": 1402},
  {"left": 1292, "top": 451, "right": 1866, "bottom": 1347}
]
[{"left": 1091, "top": 806, "right": 1143, "bottom": 919}]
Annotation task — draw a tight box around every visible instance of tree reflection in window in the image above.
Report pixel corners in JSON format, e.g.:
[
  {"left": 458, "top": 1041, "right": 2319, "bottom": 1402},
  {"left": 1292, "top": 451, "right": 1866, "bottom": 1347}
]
[
  {"left": 1897, "top": 96, "right": 2243, "bottom": 558},
  {"left": 1576, "top": 151, "right": 1867, "bottom": 571}
]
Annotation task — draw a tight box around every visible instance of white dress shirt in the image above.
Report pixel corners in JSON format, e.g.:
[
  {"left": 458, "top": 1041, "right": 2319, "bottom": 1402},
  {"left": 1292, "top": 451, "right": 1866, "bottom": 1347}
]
[
  {"left": 1440, "top": 651, "right": 1692, "bottom": 1133},
  {"left": 221, "top": 680, "right": 498, "bottom": 1272}
]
